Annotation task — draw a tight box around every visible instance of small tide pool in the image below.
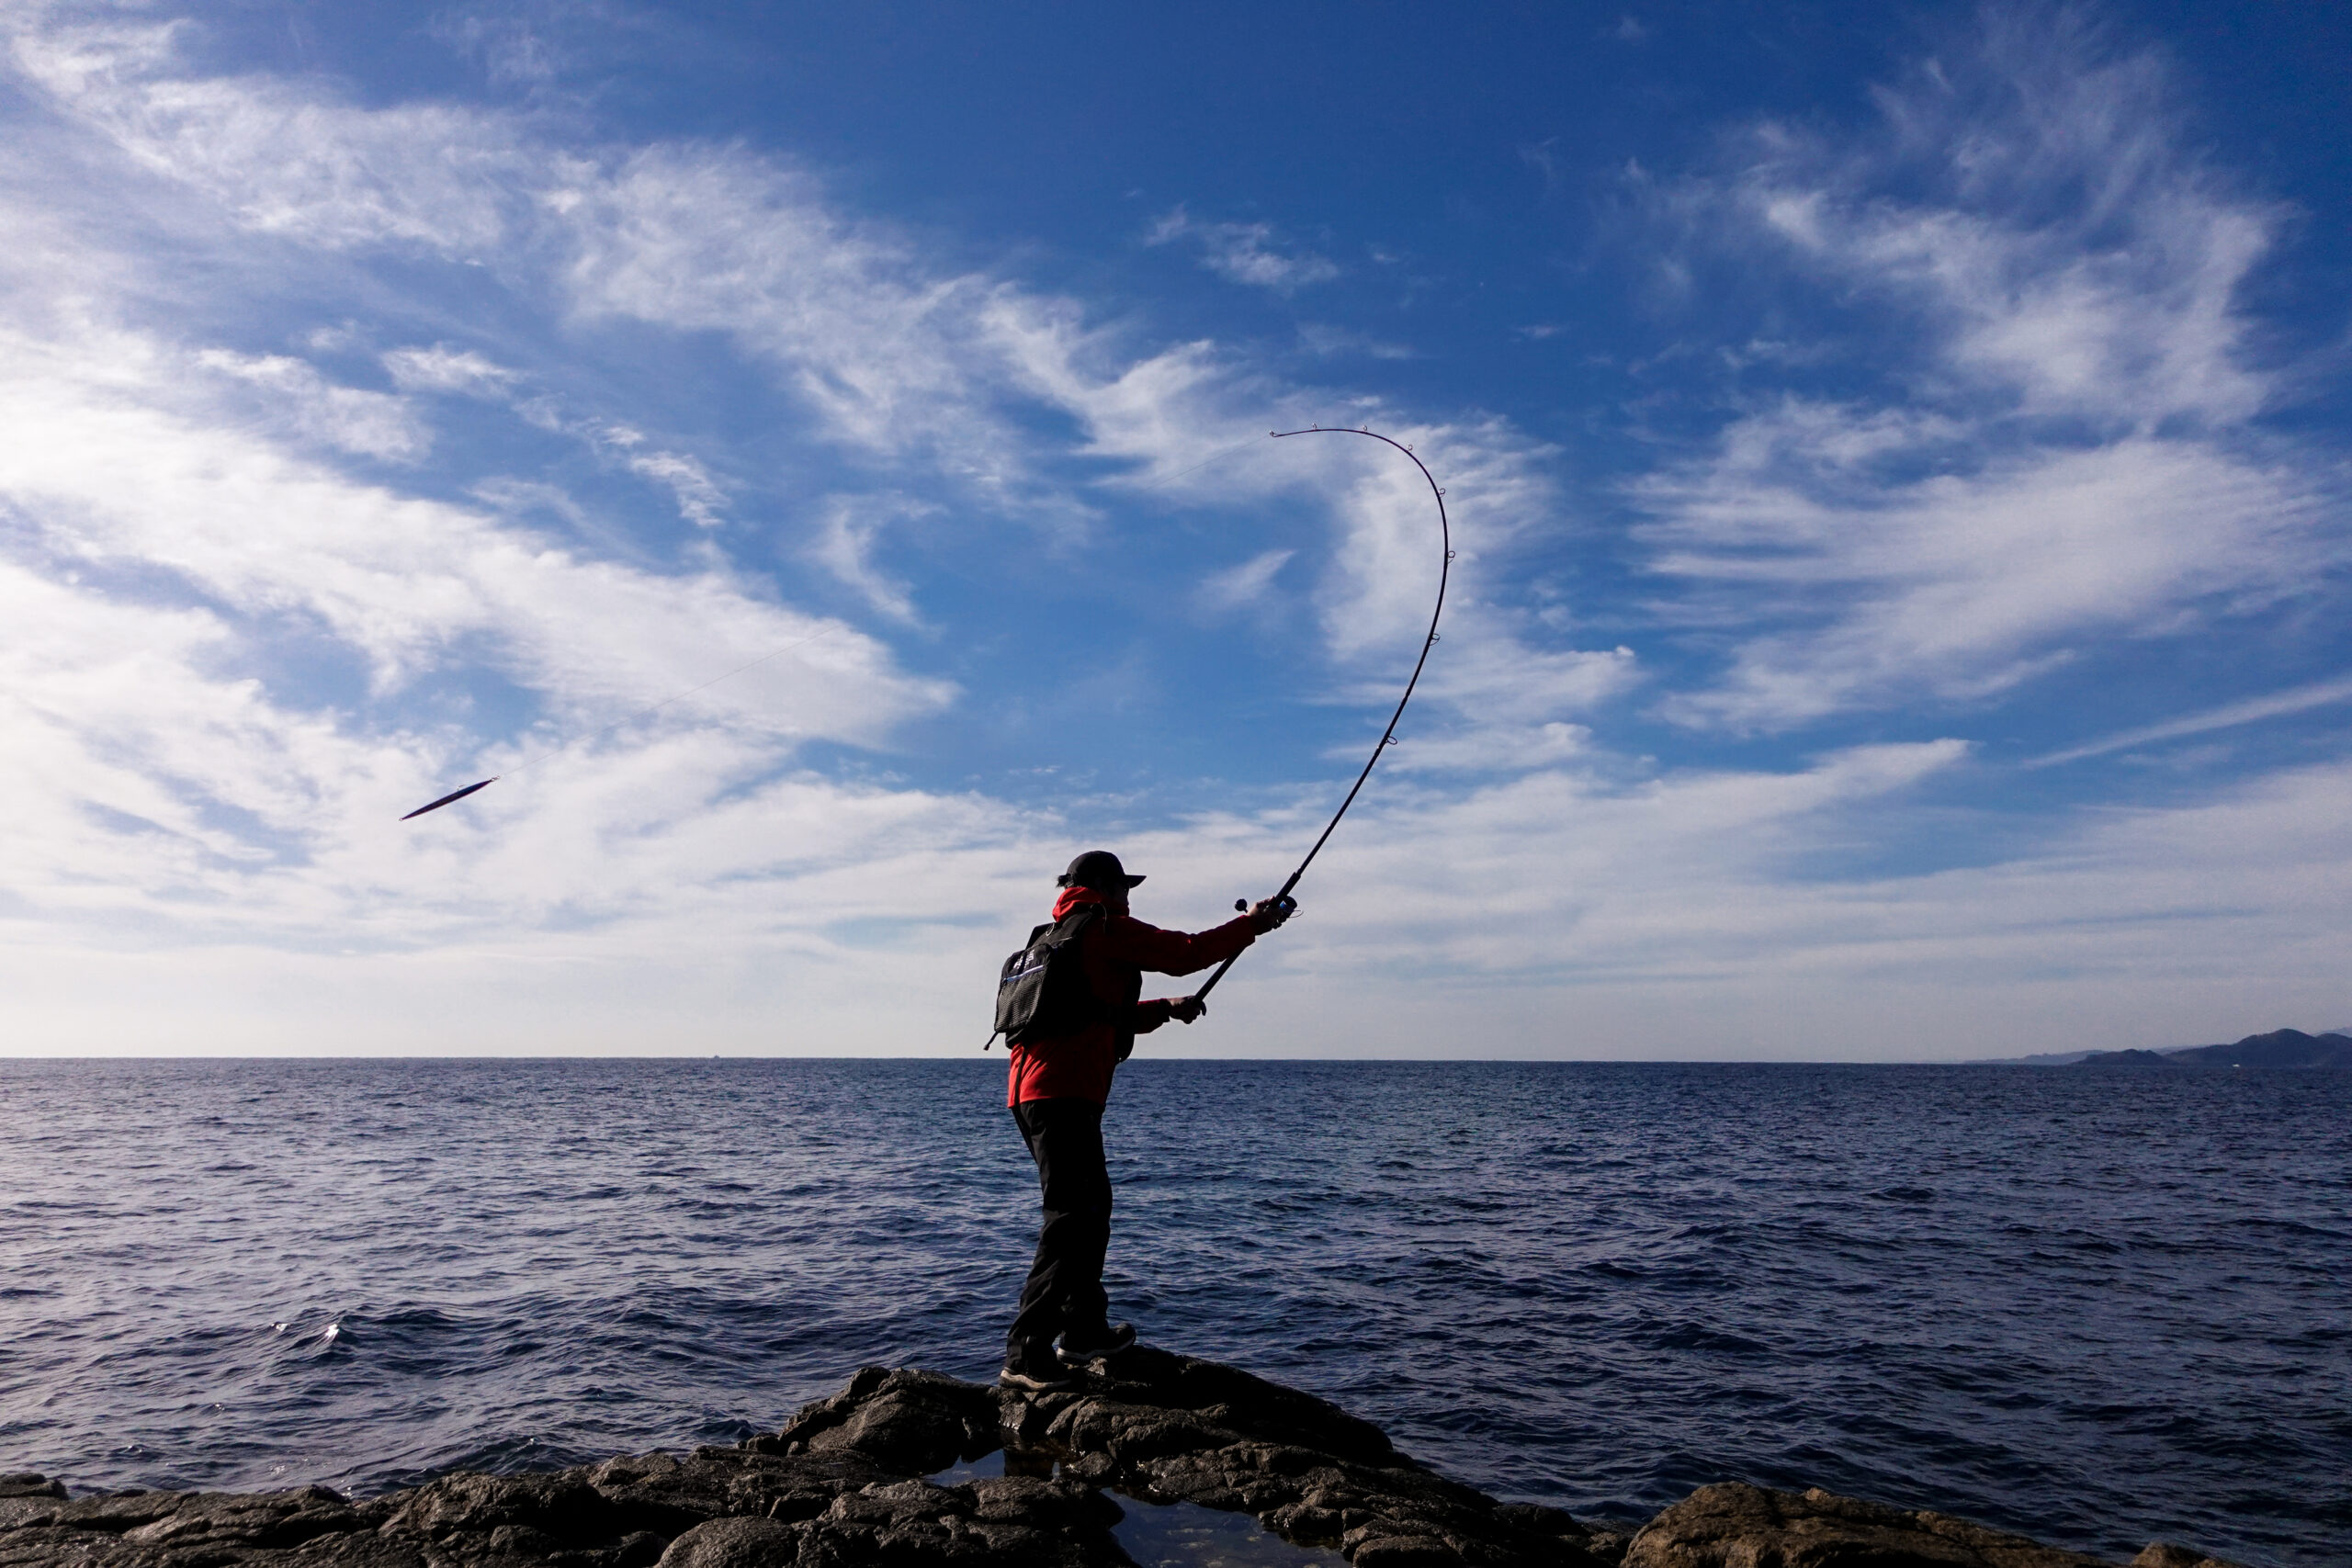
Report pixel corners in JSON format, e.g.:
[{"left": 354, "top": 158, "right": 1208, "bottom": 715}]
[{"left": 933, "top": 1449, "right": 1347, "bottom": 1567}]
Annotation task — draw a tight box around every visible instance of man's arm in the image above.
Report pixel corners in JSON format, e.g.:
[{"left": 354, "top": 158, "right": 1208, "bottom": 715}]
[
  {"left": 1125, "top": 995, "right": 1209, "bottom": 1034},
  {"left": 1097, "top": 912, "right": 1258, "bottom": 977},
  {"left": 1119, "top": 900, "right": 1295, "bottom": 1034}
]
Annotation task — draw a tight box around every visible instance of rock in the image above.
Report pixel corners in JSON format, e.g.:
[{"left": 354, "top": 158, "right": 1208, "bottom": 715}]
[
  {"left": 1351, "top": 1535, "right": 1467, "bottom": 1567},
  {"left": 748, "top": 1368, "right": 1001, "bottom": 1474},
  {"left": 655, "top": 1516, "right": 802, "bottom": 1567},
  {"left": 382, "top": 1469, "right": 628, "bottom": 1545},
  {"left": 1580, "top": 1529, "right": 1633, "bottom": 1565},
  {"left": 971, "top": 1346, "right": 1606, "bottom": 1566},
  {"left": 0, "top": 1483, "right": 418, "bottom": 1568},
  {"left": 1623, "top": 1483, "right": 2116, "bottom": 1568},
  {"left": 2132, "top": 1547, "right": 2247, "bottom": 1568},
  {"left": 0, "top": 1356, "right": 2253, "bottom": 1568},
  {"left": 590, "top": 1445, "right": 899, "bottom": 1533}
]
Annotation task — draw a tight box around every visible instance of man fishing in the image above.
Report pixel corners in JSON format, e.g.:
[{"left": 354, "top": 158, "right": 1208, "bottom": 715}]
[{"left": 1000, "top": 849, "right": 1295, "bottom": 1390}]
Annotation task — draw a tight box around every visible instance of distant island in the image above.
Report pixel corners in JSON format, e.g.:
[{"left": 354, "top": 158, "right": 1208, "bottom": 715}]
[{"left": 1968, "top": 1027, "right": 2352, "bottom": 1068}]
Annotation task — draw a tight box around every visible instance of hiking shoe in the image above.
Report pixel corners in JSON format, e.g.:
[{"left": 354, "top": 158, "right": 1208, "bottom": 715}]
[
  {"left": 1056, "top": 1322, "right": 1137, "bottom": 1364},
  {"left": 997, "top": 1362, "right": 1078, "bottom": 1392}
]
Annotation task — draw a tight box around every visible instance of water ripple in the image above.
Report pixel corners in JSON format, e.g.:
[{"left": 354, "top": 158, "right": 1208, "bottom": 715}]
[{"left": 0, "top": 1060, "right": 2344, "bottom": 1567}]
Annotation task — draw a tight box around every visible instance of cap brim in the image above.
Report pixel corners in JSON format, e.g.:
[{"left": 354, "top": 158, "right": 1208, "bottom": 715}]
[{"left": 1123, "top": 874, "right": 1146, "bottom": 886}]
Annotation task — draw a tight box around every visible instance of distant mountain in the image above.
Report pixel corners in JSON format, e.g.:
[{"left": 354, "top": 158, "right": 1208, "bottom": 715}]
[
  {"left": 2075, "top": 1028, "right": 2352, "bottom": 1069},
  {"left": 1962, "top": 1049, "right": 2098, "bottom": 1065}
]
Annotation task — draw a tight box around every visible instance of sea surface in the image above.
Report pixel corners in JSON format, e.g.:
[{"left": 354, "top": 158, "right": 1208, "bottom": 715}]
[{"left": 0, "top": 1060, "right": 2346, "bottom": 1567}]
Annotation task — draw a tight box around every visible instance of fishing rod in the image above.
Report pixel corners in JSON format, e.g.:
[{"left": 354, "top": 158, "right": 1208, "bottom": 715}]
[{"left": 1187, "top": 424, "right": 1453, "bottom": 1007}]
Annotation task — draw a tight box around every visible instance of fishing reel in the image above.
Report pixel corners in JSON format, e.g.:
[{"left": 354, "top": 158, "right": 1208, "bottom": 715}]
[{"left": 1235, "top": 894, "right": 1300, "bottom": 929}]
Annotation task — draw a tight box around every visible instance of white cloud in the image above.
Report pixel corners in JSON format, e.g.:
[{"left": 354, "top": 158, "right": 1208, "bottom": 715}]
[
  {"left": 6, "top": 16, "right": 1605, "bottom": 728},
  {"left": 812, "top": 493, "right": 927, "bottom": 625},
  {"left": 382, "top": 344, "right": 518, "bottom": 397},
  {"left": 1, "top": 4, "right": 2343, "bottom": 1062},
  {"left": 7, "top": 16, "right": 532, "bottom": 255},
  {"left": 2029, "top": 674, "right": 2352, "bottom": 767},
  {"left": 1372, "top": 720, "right": 1593, "bottom": 774},
  {"left": 0, "top": 314, "right": 950, "bottom": 745},
  {"left": 1296, "top": 323, "right": 1414, "bottom": 360},
  {"left": 194, "top": 347, "right": 427, "bottom": 460},
  {"left": 1641, "top": 428, "right": 2321, "bottom": 729},
  {"left": 1199, "top": 547, "right": 1292, "bottom": 613},
  {"left": 430, "top": 9, "right": 564, "bottom": 88},
  {"left": 562, "top": 147, "right": 1032, "bottom": 477},
  {"left": 1420, "top": 640, "right": 1638, "bottom": 728},
  {"left": 1631, "top": 27, "right": 2342, "bottom": 732},
  {"left": 625, "top": 449, "right": 726, "bottom": 529},
  {"left": 1148, "top": 206, "right": 1340, "bottom": 293}
]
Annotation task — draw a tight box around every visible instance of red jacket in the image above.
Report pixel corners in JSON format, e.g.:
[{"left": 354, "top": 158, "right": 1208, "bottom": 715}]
[{"left": 1005, "top": 886, "right": 1258, "bottom": 1107}]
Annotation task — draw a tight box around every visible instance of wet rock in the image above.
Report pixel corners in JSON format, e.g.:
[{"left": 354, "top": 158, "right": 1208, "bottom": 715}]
[
  {"left": 0, "top": 1358, "right": 2255, "bottom": 1568},
  {"left": 630, "top": 1472, "right": 1126, "bottom": 1567},
  {"left": 967, "top": 1348, "right": 1607, "bottom": 1566},
  {"left": 590, "top": 1446, "right": 898, "bottom": 1534},
  {"left": 0, "top": 1482, "right": 417, "bottom": 1568},
  {"left": 745, "top": 1368, "right": 1000, "bottom": 1475},
  {"left": 1578, "top": 1529, "right": 1632, "bottom": 1566},
  {"left": 2132, "top": 1547, "right": 2246, "bottom": 1568},
  {"left": 1623, "top": 1483, "right": 2115, "bottom": 1568},
  {"left": 654, "top": 1516, "right": 801, "bottom": 1567},
  {"left": 1350, "top": 1537, "right": 1469, "bottom": 1568},
  {"left": 120, "top": 1483, "right": 371, "bottom": 1551},
  {"left": 384, "top": 1470, "right": 628, "bottom": 1546}
]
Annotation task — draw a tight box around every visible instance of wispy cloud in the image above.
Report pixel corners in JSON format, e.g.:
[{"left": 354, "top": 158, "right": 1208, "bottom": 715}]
[
  {"left": 1199, "top": 547, "right": 1293, "bottom": 614},
  {"left": 0, "top": 15, "right": 1589, "bottom": 954},
  {"left": 1148, "top": 206, "right": 1340, "bottom": 293},
  {"left": 2030, "top": 675, "right": 2352, "bottom": 767},
  {"left": 1296, "top": 323, "right": 1415, "bottom": 360},
  {"left": 1630, "top": 24, "right": 2340, "bottom": 733},
  {"left": 194, "top": 347, "right": 429, "bottom": 461},
  {"left": 382, "top": 344, "right": 518, "bottom": 397},
  {"left": 812, "top": 493, "right": 927, "bottom": 625},
  {"left": 1, "top": 4, "right": 2345, "bottom": 1059}
]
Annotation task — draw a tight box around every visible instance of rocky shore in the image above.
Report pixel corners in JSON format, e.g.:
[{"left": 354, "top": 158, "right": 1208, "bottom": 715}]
[{"left": 0, "top": 1347, "right": 2247, "bottom": 1568}]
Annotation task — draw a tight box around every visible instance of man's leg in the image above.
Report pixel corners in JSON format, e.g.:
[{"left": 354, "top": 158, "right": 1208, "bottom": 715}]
[{"left": 1005, "top": 1098, "right": 1111, "bottom": 1367}]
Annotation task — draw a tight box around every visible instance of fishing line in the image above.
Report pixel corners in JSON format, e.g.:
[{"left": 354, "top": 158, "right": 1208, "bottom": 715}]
[
  {"left": 1111, "top": 434, "right": 1265, "bottom": 495},
  {"left": 400, "top": 624, "right": 840, "bottom": 819},
  {"left": 398, "top": 434, "right": 1269, "bottom": 821},
  {"left": 1187, "top": 424, "right": 1453, "bottom": 1006}
]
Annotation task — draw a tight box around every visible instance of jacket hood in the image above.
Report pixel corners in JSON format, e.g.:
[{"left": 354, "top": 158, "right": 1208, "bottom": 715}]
[{"left": 1053, "top": 886, "right": 1126, "bottom": 919}]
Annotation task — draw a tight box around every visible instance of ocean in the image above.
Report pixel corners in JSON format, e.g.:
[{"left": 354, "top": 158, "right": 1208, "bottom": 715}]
[{"left": 0, "top": 1059, "right": 2344, "bottom": 1566}]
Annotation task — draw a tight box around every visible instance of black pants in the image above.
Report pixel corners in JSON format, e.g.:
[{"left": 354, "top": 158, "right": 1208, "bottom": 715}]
[{"left": 1006, "top": 1098, "right": 1113, "bottom": 1361}]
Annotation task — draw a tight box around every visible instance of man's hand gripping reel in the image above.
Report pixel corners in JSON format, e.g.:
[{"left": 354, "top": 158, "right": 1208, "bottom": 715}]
[
  {"left": 1175, "top": 894, "right": 1299, "bottom": 1020},
  {"left": 1237, "top": 895, "right": 1298, "bottom": 927}
]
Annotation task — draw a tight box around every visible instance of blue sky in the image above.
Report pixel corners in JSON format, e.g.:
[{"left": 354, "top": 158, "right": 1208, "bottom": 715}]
[{"left": 3, "top": 1, "right": 2347, "bottom": 1057}]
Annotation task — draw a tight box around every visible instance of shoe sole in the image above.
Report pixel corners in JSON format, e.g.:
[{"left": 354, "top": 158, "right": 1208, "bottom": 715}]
[{"left": 997, "top": 1371, "right": 1078, "bottom": 1392}]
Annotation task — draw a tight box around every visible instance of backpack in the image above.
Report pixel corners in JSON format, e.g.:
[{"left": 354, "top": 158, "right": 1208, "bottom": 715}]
[{"left": 988, "top": 904, "right": 1108, "bottom": 1048}]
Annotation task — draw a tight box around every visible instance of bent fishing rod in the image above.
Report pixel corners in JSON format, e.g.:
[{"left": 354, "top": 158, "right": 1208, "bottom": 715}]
[{"left": 1188, "top": 424, "right": 1453, "bottom": 1007}]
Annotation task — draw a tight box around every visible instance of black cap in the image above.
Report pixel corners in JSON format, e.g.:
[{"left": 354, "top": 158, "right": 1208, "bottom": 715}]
[{"left": 1058, "top": 850, "right": 1145, "bottom": 890}]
